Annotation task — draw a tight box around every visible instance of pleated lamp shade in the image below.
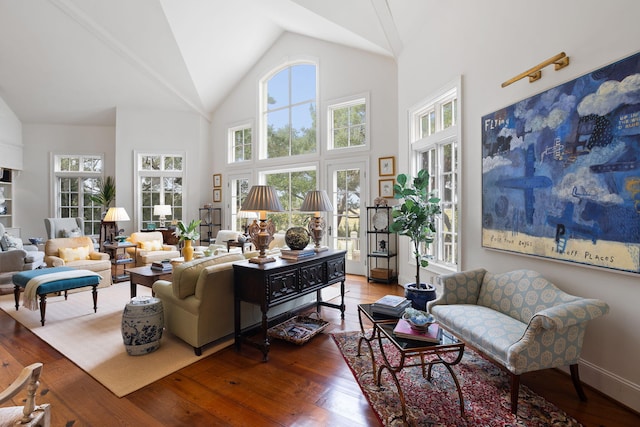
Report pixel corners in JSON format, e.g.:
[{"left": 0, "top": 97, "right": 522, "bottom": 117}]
[
  {"left": 241, "top": 185, "right": 284, "bottom": 213},
  {"left": 300, "top": 190, "right": 333, "bottom": 213}
]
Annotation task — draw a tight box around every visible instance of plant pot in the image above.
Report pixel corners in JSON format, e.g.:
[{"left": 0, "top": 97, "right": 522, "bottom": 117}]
[{"left": 403, "top": 283, "right": 437, "bottom": 310}]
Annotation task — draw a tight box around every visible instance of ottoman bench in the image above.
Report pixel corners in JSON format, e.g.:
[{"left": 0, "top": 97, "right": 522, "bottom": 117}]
[{"left": 13, "top": 267, "right": 102, "bottom": 326}]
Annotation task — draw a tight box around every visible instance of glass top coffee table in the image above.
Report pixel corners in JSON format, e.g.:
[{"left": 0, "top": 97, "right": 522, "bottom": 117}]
[{"left": 357, "top": 303, "right": 466, "bottom": 423}]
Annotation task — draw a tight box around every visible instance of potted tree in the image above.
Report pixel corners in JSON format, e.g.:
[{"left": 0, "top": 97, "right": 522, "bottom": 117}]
[{"left": 389, "top": 169, "right": 441, "bottom": 309}]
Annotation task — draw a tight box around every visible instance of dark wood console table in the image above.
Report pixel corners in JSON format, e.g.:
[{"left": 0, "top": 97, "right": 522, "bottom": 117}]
[{"left": 233, "top": 249, "right": 346, "bottom": 361}]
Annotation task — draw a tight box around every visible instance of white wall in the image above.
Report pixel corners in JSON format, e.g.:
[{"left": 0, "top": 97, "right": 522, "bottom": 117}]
[
  {"left": 397, "top": 0, "right": 640, "bottom": 411},
  {"left": 115, "top": 108, "right": 210, "bottom": 233},
  {"left": 0, "top": 95, "right": 22, "bottom": 170},
  {"left": 211, "top": 32, "right": 398, "bottom": 222},
  {"left": 20, "top": 124, "right": 115, "bottom": 239}
]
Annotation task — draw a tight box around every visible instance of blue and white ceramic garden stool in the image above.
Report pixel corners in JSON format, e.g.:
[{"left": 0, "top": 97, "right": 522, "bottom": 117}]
[{"left": 121, "top": 296, "right": 164, "bottom": 356}]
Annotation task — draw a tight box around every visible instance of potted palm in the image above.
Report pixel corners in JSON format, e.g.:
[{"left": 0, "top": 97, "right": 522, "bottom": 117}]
[
  {"left": 389, "top": 169, "right": 441, "bottom": 309},
  {"left": 89, "top": 176, "right": 116, "bottom": 217}
]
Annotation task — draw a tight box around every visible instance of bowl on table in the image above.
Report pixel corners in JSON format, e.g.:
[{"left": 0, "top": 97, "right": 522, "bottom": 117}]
[
  {"left": 28, "top": 237, "right": 45, "bottom": 245},
  {"left": 402, "top": 309, "right": 435, "bottom": 332}
]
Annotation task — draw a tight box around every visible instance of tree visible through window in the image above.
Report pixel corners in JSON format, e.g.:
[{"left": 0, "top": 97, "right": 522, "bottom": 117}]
[
  {"left": 230, "top": 125, "right": 252, "bottom": 163},
  {"left": 329, "top": 98, "right": 367, "bottom": 149},
  {"left": 264, "top": 168, "right": 316, "bottom": 232},
  {"left": 263, "top": 63, "right": 317, "bottom": 158}
]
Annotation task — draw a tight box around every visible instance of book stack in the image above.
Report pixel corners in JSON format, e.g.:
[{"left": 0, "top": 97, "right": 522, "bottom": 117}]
[
  {"left": 392, "top": 319, "right": 441, "bottom": 343},
  {"left": 151, "top": 260, "right": 172, "bottom": 271},
  {"left": 280, "top": 248, "right": 315, "bottom": 261},
  {"left": 370, "top": 294, "right": 411, "bottom": 317}
]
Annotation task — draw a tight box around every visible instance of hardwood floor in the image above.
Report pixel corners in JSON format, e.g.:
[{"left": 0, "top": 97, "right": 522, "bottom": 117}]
[{"left": 1, "top": 275, "right": 638, "bottom": 426}]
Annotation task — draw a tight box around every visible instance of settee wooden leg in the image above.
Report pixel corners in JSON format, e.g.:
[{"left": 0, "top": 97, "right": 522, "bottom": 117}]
[
  {"left": 570, "top": 364, "right": 587, "bottom": 401},
  {"left": 194, "top": 346, "right": 202, "bottom": 356},
  {"left": 510, "top": 373, "right": 520, "bottom": 414}
]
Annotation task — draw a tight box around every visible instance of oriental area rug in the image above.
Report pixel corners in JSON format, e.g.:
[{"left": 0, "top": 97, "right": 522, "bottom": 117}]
[
  {"left": 0, "top": 283, "right": 232, "bottom": 397},
  {"left": 332, "top": 330, "right": 582, "bottom": 427}
]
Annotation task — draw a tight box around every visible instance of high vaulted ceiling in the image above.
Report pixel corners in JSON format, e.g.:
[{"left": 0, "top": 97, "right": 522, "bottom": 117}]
[{"left": 0, "top": 0, "right": 429, "bottom": 126}]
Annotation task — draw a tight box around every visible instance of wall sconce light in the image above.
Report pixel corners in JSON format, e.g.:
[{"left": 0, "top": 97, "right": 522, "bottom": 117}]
[{"left": 502, "top": 52, "right": 570, "bottom": 88}]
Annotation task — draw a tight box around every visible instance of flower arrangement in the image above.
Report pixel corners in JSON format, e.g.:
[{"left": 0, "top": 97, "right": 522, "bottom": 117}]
[{"left": 173, "top": 219, "right": 201, "bottom": 241}]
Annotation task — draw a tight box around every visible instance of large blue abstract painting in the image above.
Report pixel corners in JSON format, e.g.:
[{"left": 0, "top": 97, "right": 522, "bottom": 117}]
[{"left": 482, "top": 51, "right": 640, "bottom": 274}]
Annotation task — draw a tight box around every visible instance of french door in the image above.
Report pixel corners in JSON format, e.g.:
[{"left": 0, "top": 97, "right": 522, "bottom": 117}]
[{"left": 326, "top": 161, "right": 367, "bottom": 275}]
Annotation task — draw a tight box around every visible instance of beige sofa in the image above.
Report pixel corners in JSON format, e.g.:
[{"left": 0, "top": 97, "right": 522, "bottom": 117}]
[
  {"left": 152, "top": 251, "right": 315, "bottom": 355},
  {"left": 126, "top": 231, "right": 181, "bottom": 266},
  {"left": 44, "top": 236, "right": 112, "bottom": 287}
]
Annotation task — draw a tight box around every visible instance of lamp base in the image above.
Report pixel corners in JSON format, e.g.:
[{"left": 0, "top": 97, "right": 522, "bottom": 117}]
[
  {"left": 314, "top": 246, "right": 329, "bottom": 252},
  {"left": 249, "top": 255, "right": 276, "bottom": 264}
]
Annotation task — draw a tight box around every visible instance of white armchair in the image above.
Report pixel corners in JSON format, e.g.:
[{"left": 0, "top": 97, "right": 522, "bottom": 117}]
[{"left": 0, "top": 363, "right": 51, "bottom": 427}]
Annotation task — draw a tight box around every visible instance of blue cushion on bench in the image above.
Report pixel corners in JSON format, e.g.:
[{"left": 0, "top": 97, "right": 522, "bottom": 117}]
[{"left": 13, "top": 267, "right": 101, "bottom": 294}]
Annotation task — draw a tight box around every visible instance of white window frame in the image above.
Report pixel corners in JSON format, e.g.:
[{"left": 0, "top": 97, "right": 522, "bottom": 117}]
[
  {"left": 134, "top": 151, "right": 186, "bottom": 230},
  {"left": 258, "top": 163, "right": 318, "bottom": 231},
  {"left": 52, "top": 153, "right": 104, "bottom": 236},
  {"left": 409, "top": 77, "right": 462, "bottom": 274},
  {"left": 327, "top": 93, "right": 370, "bottom": 152},
  {"left": 258, "top": 60, "right": 318, "bottom": 161},
  {"left": 228, "top": 122, "right": 253, "bottom": 164}
]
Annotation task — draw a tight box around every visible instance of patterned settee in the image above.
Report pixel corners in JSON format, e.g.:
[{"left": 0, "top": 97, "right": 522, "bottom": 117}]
[{"left": 427, "top": 268, "right": 609, "bottom": 414}]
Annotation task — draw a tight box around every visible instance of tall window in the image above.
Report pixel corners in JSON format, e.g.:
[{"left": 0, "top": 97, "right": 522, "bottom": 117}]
[
  {"left": 136, "top": 153, "right": 184, "bottom": 230},
  {"left": 328, "top": 96, "right": 368, "bottom": 150},
  {"left": 229, "top": 125, "right": 252, "bottom": 163},
  {"left": 230, "top": 176, "right": 251, "bottom": 232},
  {"left": 263, "top": 167, "right": 316, "bottom": 232},
  {"left": 410, "top": 81, "right": 461, "bottom": 272},
  {"left": 53, "top": 154, "right": 103, "bottom": 235},
  {"left": 261, "top": 63, "right": 317, "bottom": 159}
]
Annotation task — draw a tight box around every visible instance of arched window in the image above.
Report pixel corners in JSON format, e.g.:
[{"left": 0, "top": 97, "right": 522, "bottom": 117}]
[{"left": 260, "top": 62, "right": 317, "bottom": 159}]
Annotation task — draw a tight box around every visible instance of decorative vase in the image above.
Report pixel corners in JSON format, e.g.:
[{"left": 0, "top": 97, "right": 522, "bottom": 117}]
[
  {"left": 285, "top": 227, "right": 310, "bottom": 250},
  {"left": 183, "top": 240, "right": 194, "bottom": 261},
  {"left": 404, "top": 283, "right": 437, "bottom": 310}
]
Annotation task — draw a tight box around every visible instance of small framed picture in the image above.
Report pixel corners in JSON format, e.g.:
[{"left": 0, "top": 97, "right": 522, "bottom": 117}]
[
  {"left": 213, "top": 174, "right": 222, "bottom": 188},
  {"left": 213, "top": 189, "right": 222, "bottom": 202},
  {"left": 379, "top": 179, "right": 395, "bottom": 198},
  {"left": 379, "top": 156, "right": 395, "bottom": 176}
]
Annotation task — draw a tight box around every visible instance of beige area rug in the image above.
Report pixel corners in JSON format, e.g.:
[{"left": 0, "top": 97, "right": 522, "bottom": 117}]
[{"left": 0, "top": 283, "right": 232, "bottom": 398}]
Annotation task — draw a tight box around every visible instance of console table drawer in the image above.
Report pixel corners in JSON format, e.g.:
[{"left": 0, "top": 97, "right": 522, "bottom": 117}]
[
  {"left": 327, "top": 256, "right": 346, "bottom": 283},
  {"left": 268, "top": 268, "right": 298, "bottom": 301},
  {"left": 299, "top": 261, "right": 324, "bottom": 291}
]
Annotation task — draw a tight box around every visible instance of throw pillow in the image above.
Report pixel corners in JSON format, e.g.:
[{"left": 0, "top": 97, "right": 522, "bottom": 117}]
[
  {"left": 62, "top": 228, "right": 82, "bottom": 238},
  {"left": 0, "top": 233, "right": 8, "bottom": 251},
  {"left": 59, "top": 246, "right": 90, "bottom": 262},
  {"left": 1, "top": 233, "right": 23, "bottom": 251},
  {"left": 140, "top": 239, "right": 163, "bottom": 251}
]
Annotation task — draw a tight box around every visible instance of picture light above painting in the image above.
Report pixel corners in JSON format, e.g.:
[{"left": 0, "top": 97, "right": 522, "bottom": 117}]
[{"left": 482, "top": 51, "right": 640, "bottom": 274}]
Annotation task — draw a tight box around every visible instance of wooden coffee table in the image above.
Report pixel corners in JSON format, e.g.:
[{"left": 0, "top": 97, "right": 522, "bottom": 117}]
[{"left": 126, "top": 266, "right": 172, "bottom": 298}]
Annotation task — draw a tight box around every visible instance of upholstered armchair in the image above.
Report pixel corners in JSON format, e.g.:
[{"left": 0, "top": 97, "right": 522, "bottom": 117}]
[
  {"left": 0, "top": 362, "right": 50, "bottom": 427},
  {"left": 44, "top": 236, "right": 112, "bottom": 287},
  {"left": 126, "top": 231, "right": 180, "bottom": 266},
  {"left": 44, "top": 217, "right": 99, "bottom": 250},
  {"left": 0, "top": 224, "right": 45, "bottom": 291},
  {"left": 199, "top": 230, "right": 242, "bottom": 254}
]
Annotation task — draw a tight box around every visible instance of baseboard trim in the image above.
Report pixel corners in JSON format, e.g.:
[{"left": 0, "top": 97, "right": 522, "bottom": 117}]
[{"left": 562, "top": 357, "right": 640, "bottom": 414}]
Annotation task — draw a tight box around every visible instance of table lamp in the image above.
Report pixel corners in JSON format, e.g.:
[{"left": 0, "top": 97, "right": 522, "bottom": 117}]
[
  {"left": 240, "top": 185, "right": 283, "bottom": 264},
  {"left": 300, "top": 190, "right": 333, "bottom": 252},
  {"left": 237, "top": 210, "right": 258, "bottom": 235},
  {"left": 103, "top": 207, "right": 130, "bottom": 242},
  {"left": 153, "top": 204, "right": 172, "bottom": 228}
]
